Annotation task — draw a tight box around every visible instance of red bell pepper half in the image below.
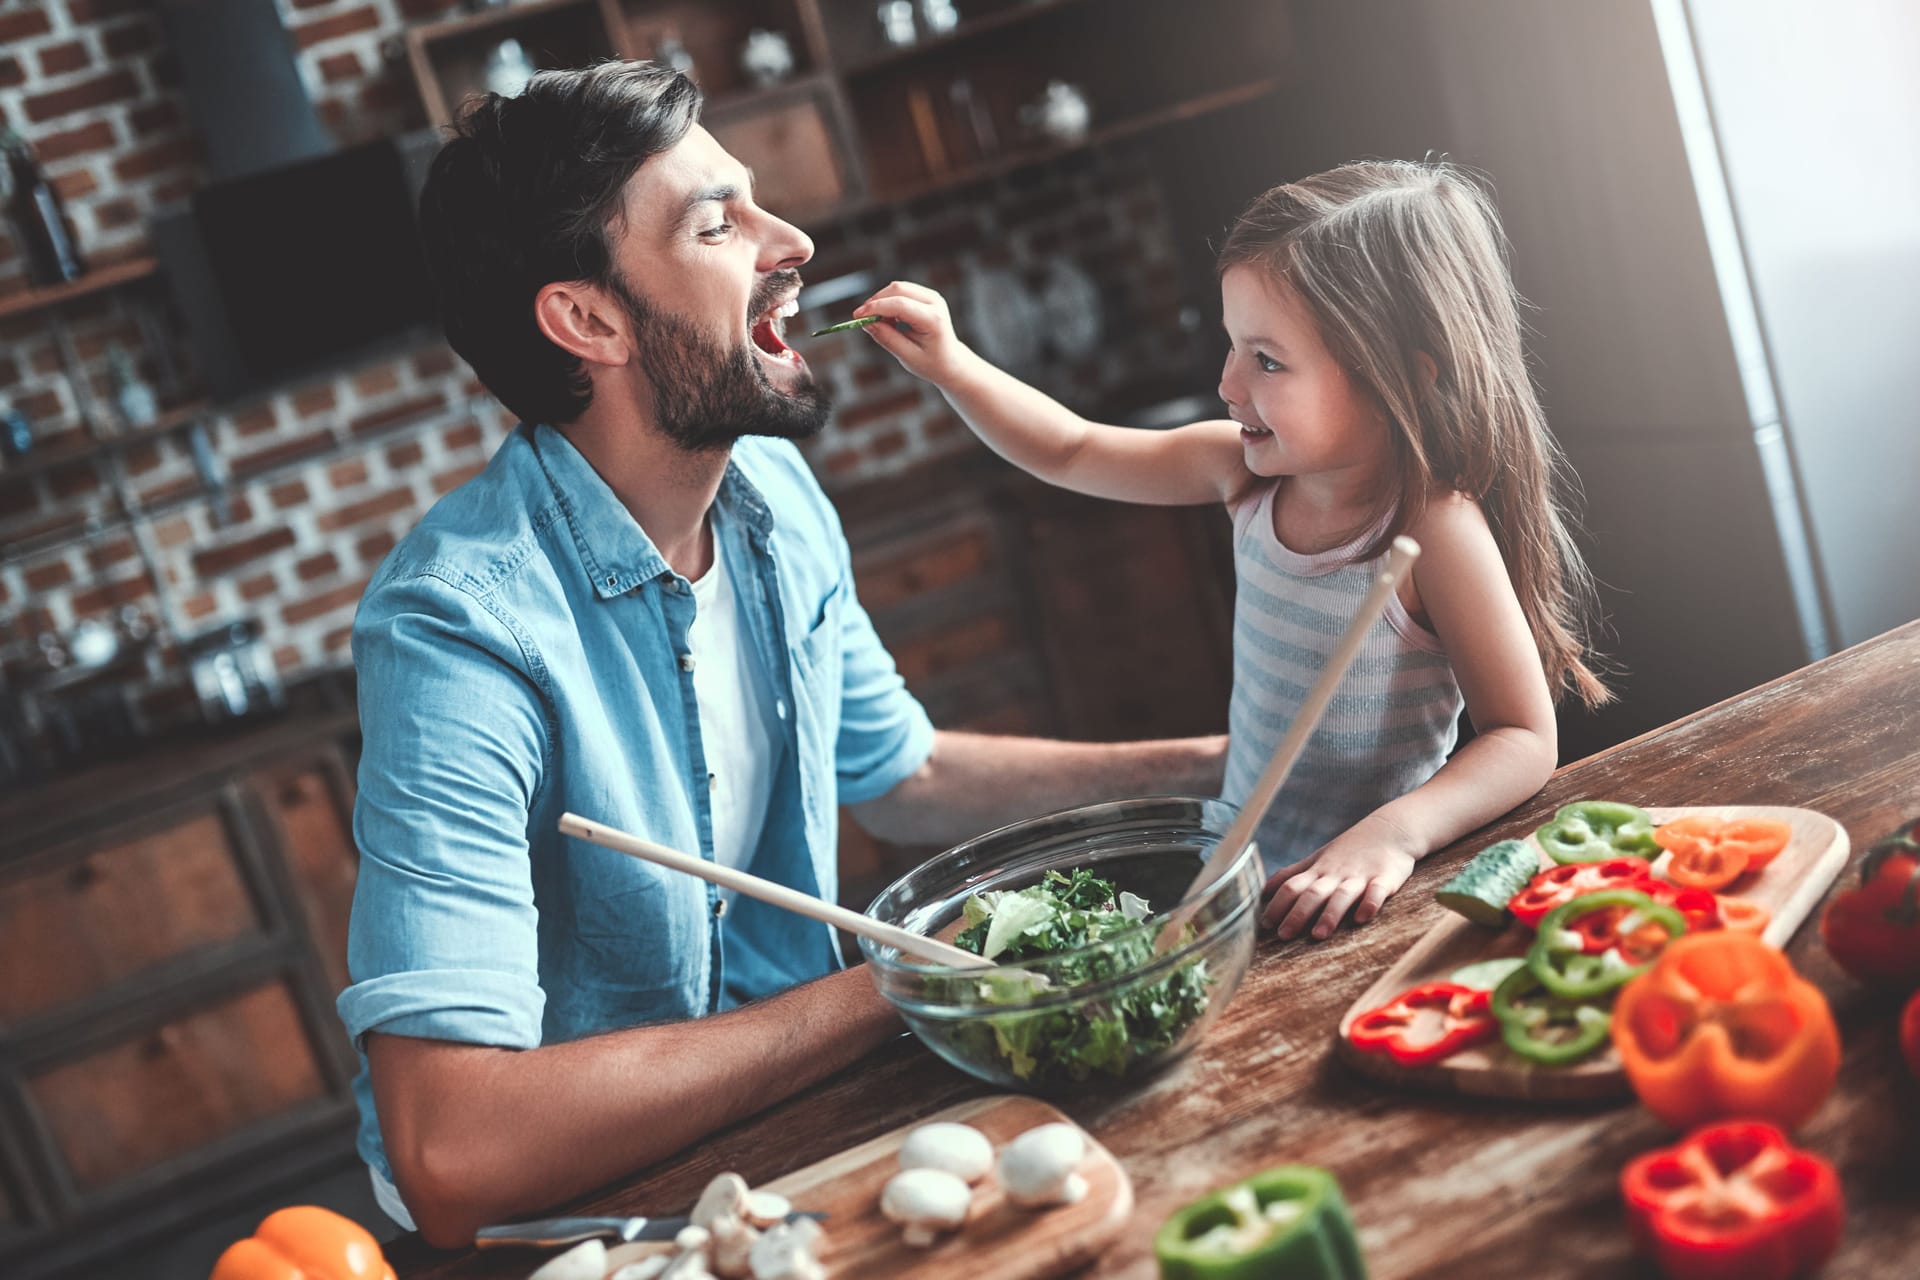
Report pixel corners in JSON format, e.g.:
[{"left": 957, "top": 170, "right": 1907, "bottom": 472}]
[
  {"left": 1620, "top": 1121, "right": 1843, "bottom": 1280},
  {"left": 1348, "top": 981, "right": 1496, "bottom": 1068}
]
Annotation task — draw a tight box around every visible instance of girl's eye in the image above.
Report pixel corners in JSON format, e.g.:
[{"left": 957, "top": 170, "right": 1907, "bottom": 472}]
[{"left": 1255, "top": 352, "right": 1284, "bottom": 373}]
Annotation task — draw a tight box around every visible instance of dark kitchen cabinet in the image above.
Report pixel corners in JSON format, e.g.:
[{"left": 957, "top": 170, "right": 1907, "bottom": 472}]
[{"left": 0, "top": 715, "right": 363, "bottom": 1280}]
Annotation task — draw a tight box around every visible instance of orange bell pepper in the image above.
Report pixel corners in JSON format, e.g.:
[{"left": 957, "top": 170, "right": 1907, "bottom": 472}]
[
  {"left": 1612, "top": 932, "right": 1839, "bottom": 1133},
  {"left": 1656, "top": 816, "right": 1793, "bottom": 872},
  {"left": 1712, "top": 895, "right": 1770, "bottom": 937},
  {"left": 211, "top": 1206, "right": 395, "bottom": 1280}
]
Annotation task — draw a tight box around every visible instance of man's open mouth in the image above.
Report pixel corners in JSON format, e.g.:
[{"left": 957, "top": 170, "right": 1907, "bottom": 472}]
[{"left": 751, "top": 296, "right": 802, "bottom": 364}]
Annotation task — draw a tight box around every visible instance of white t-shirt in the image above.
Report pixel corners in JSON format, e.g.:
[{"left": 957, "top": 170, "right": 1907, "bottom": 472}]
[{"left": 686, "top": 529, "right": 782, "bottom": 897}]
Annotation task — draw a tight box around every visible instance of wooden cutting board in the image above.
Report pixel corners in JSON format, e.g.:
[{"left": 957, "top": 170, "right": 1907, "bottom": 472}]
[
  {"left": 1333, "top": 804, "right": 1848, "bottom": 1101},
  {"left": 603, "top": 1095, "right": 1132, "bottom": 1280}
]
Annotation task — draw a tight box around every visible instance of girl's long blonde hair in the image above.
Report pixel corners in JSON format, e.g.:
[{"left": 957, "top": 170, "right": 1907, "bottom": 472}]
[{"left": 1219, "top": 159, "right": 1612, "bottom": 707}]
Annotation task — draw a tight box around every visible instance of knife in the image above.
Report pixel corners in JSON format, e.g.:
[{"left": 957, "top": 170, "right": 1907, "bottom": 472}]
[{"left": 475, "top": 1211, "right": 826, "bottom": 1249}]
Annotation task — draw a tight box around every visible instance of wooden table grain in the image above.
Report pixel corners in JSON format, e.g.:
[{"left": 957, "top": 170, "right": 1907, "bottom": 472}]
[{"left": 390, "top": 621, "right": 1920, "bottom": 1280}]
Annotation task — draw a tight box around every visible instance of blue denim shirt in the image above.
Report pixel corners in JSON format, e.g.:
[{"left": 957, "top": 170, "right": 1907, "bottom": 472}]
[{"left": 338, "top": 422, "right": 933, "bottom": 1200}]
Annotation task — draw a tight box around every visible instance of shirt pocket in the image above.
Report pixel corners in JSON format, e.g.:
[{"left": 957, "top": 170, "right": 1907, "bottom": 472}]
[{"left": 793, "top": 577, "right": 844, "bottom": 675}]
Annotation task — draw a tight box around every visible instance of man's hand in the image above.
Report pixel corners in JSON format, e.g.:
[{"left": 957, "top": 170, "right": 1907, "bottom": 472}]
[
  {"left": 369, "top": 966, "right": 899, "bottom": 1248},
  {"left": 1261, "top": 812, "right": 1420, "bottom": 940}
]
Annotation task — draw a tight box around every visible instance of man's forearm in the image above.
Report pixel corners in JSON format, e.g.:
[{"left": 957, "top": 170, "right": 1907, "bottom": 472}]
[
  {"left": 372, "top": 966, "right": 899, "bottom": 1247},
  {"left": 852, "top": 729, "right": 1229, "bottom": 847}
]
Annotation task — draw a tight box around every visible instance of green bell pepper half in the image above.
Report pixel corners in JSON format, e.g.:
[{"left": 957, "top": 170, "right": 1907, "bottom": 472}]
[
  {"left": 1489, "top": 965, "right": 1614, "bottom": 1065},
  {"left": 1155, "top": 1164, "right": 1367, "bottom": 1280},
  {"left": 1526, "top": 888, "right": 1687, "bottom": 1000},
  {"left": 1536, "top": 800, "right": 1660, "bottom": 864}
]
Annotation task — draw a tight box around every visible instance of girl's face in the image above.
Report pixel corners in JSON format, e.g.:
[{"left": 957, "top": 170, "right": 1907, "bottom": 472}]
[{"left": 1218, "top": 266, "right": 1391, "bottom": 482}]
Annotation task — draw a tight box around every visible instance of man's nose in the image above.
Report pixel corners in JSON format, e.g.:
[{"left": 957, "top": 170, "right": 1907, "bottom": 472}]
[{"left": 760, "top": 213, "right": 813, "bottom": 273}]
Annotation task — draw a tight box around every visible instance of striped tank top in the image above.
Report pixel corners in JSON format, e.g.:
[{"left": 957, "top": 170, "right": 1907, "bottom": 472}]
[{"left": 1222, "top": 481, "right": 1464, "bottom": 875}]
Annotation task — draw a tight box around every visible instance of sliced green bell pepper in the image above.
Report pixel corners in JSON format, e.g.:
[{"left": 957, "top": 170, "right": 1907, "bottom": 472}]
[
  {"left": 1536, "top": 800, "right": 1659, "bottom": 864},
  {"left": 1526, "top": 888, "right": 1686, "bottom": 1000},
  {"left": 1155, "top": 1164, "right": 1367, "bottom": 1280},
  {"left": 1489, "top": 965, "right": 1613, "bottom": 1065}
]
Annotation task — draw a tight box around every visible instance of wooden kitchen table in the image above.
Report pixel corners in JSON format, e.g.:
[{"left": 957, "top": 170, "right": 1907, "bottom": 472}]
[{"left": 389, "top": 621, "right": 1920, "bottom": 1279}]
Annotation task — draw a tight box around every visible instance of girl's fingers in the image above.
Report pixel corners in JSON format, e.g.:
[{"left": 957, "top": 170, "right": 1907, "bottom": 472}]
[
  {"left": 1353, "top": 879, "right": 1395, "bottom": 924},
  {"left": 1261, "top": 867, "right": 1316, "bottom": 926},
  {"left": 1311, "top": 877, "right": 1368, "bottom": 940},
  {"left": 1262, "top": 850, "right": 1320, "bottom": 899},
  {"left": 1274, "top": 875, "right": 1336, "bottom": 940},
  {"left": 854, "top": 294, "right": 938, "bottom": 335}
]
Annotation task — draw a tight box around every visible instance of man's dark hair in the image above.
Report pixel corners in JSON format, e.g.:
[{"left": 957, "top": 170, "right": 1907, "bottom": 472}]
[{"left": 417, "top": 61, "right": 702, "bottom": 426}]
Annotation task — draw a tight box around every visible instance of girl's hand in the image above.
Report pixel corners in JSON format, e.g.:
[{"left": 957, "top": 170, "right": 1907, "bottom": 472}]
[
  {"left": 1261, "top": 815, "right": 1420, "bottom": 940},
  {"left": 853, "top": 281, "right": 972, "bottom": 386}
]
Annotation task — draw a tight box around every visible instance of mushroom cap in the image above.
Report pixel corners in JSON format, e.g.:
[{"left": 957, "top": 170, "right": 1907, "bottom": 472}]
[
  {"left": 879, "top": 1167, "right": 972, "bottom": 1231},
  {"left": 748, "top": 1219, "right": 827, "bottom": 1280},
  {"left": 743, "top": 1189, "right": 792, "bottom": 1228},
  {"left": 691, "top": 1172, "right": 752, "bottom": 1229},
  {"left": 997, "top": 1123, "right": 1088, "bottom": 1204},
  {"left": 898, "top": 1122, "right": 994, "bottom": 1184}
]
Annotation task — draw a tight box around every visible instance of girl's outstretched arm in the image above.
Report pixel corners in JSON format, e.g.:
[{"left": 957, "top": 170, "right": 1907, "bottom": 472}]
[
  {"left": 852, "top": 281, "right": 1252, "bottom": 506},
  {"left": 1263, "top": 494, "right": 1560, "bottom": 940}
]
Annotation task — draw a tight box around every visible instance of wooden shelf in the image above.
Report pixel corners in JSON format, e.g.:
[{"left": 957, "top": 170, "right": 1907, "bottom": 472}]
[
  {"left": 0, "top": 399, "right": 211, "bottom": 483},
  {"left": 406, "top": 0, "right": 602, "bottom": 46},
  {"left": 0, "top": 257, "right": 160, "bottom": 323},
  {"left": 861, "top": 77, "right": 1281, "bottom": 210},
  {"left": 840, "top": 0, "right": 1093, "bottom": 78}
]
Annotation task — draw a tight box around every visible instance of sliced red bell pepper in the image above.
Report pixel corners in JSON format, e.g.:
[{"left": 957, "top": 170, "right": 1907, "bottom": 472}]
[
  {"left": 1508, "top": 857, "right": 1656, "bottom": 929},
  {"left": 1620, "top": 1121, "right": 1843, "bottom": 1280},
  {"left": 1348, "top": 981, "right": 1495, "bottom": 1068},
  {"left": 1643, "top": 880, "right": 1721, "bottom": 935}
]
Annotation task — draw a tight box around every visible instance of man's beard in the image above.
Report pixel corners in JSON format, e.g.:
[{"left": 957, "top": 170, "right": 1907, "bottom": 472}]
[{"left": 608, "top": 268, "right": 831, "bottom": 452}]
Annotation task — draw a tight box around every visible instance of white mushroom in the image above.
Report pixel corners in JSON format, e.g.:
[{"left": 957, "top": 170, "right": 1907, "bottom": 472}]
[
  {"left": 528, "top": 1239, "right": 608, "bottom": 1280},
  {"left": 898, "top": 1122, "right": 994, "bottom": 1184},
  {"left": 997, "top": 1123, "right": 1088, "bottom": 1208},
  {"left": 748, "top": 1218, "right": 827, "bottom": 1280},
  {"left": 672, "top": 1224, "right": 711, "bottom": 1254},
  {"left": 880, "top": 1167, "right": 972, "bottom": 1247},
  {"left": 743, "top": 1189, "right": 791, "bottom": 1228},
  {"left": 707, "top": 1217, "right": 759, "bottom": 1280},
  {"left": 690, "top": 1173, "right": 752, "bottom": 1229},
  {"left": 658, "top": 1246, "right": 715, "bottom": 1280}
]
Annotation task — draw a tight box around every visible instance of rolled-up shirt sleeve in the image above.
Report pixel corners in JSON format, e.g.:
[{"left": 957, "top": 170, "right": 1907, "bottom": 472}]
[
  {"left": 337, "top": 571, "right": 548, "bottom": 1053},
  {"left": 830, "top": 537, "right": 934, "bottom": 806}
]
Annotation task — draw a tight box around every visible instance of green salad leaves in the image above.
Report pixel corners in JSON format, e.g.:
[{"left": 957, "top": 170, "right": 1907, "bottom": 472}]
[{"left": 938, "top": 868, "right": 1213, "bottom": 1086}]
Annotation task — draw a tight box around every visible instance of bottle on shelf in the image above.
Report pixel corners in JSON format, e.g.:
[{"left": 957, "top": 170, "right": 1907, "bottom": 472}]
[{"left": 0, "top": 127, "right": 88, "bottom": 287}]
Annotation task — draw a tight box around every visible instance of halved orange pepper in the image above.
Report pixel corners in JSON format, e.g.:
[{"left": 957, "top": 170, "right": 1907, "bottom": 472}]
[
  {"left": 1655, "top": 817, "right": 1793, "bottom": 889},
  {"left": 1612, "top": 932, "right": 1839, "bottom": 1133},
  {"left": 211, "top": 1206, "right": 395, "bottom": 1280}
]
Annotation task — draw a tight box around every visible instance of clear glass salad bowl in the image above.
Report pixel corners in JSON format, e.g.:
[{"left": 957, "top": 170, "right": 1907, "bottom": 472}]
[{"left": 860, "top": 796, "right": 1262, "bottom": 1092}]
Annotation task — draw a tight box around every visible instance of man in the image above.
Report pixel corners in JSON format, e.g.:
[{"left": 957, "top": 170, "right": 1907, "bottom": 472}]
[{"left": 343, "top": 61, "right": 1225, "bottom": 1247}]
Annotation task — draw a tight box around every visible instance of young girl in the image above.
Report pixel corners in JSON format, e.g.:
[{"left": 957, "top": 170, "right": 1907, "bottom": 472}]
[{"left": 850, "top": 159, "right": 1611, "bottom": 942}]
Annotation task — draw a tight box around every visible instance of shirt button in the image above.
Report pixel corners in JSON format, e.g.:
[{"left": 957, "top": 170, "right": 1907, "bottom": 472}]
[
  {"left": 665, "top": 577, "right": 683, "bottom": 594},
  {"left": 713, "top": 897, "right": 728, "bottom": 920},
  {"left": 775, "top": 698, "right": 787, "bottom": 720},
  {"left": 679, "top": 653, "right": 696, "bottom": 673}
]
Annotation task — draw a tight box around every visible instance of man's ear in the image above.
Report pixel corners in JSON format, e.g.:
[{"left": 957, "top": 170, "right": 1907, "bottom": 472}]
[{"left": 534, "top": 280, "right": 630, "bottom": 369}]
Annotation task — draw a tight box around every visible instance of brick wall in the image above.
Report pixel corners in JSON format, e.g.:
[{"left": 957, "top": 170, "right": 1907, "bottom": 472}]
[{"left": 0, "top": 0, "right": 1202, "bottom": 735}]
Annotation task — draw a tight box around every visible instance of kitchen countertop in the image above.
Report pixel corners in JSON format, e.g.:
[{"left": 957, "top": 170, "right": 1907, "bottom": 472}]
[{"left": 388, "top": 619, "right": 1920, "bottom": 1279}]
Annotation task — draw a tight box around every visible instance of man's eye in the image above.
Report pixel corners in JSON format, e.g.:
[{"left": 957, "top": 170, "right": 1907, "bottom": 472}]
[
  {"left": 1255, "top": 352, "right": 1284, "bottom": 373},
  {"left": 699, "top": 223, "right": 733, "bottom": 240}
]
